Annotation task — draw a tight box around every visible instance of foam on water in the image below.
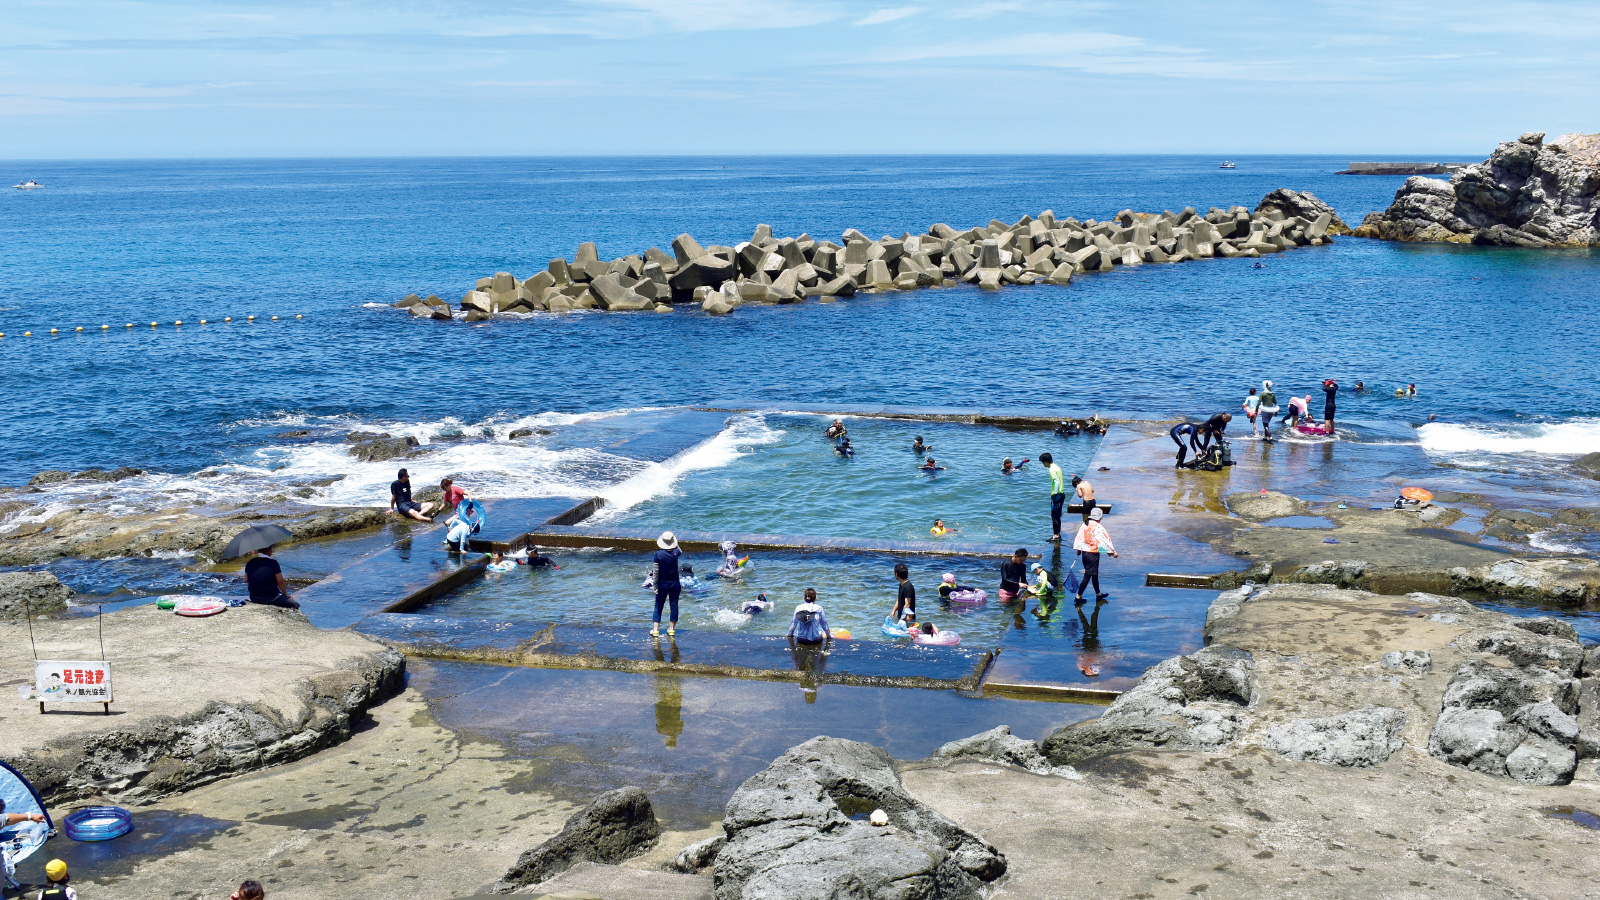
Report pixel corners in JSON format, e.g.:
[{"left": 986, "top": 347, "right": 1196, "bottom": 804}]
[
  {"left": 1418, "top": 418, "right": 1600, "bottom": 457},
  {"left": 591, "top": 414, "right": 784, "bottom": 515}
]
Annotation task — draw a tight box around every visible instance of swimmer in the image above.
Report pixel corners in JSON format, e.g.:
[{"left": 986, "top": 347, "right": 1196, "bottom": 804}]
[
  {"left": 824, "top": 418, "right": 847, "bottom": 439},
  {"left": 1001, "top": 457, "right": 1030, "bottom": 474},
  {"left": 520, "top": 545, "right": 556, "bottom": 568},
  {"left": 1054, "top": 420, "right": 1080, "bottom": 437},
  {"left": 920, "top": 457, "right": 945, "bottom": 472},
  {"left": 1252, "top": 261, "right": 1264, "bottom": 268},
  {"left": 1354, "top": 380, "right": 1365, "bottom": 393},
  {"left": 641, "top": 566, "right": 656, "bottom": 591},
  {"left": 937, "top": 572, "right": 976, "bottom": 602},
  {"left": 716, "top": 540, "right": 745, "bottom": 577},
  {"left": 835, "top": 437, "right": 855, "bottom": 457},
  {"left": 912, "top": 435, "right": 929, "bottom": 454},
  {"left": 741, "top": 591, "right": 772, "bottom": 615},
  {"left": 930, "top": 518, "right": 951, "bottom": 537},
  {"left": 917, "top": 621, "right": 941, "bottom": 636},
  {"left": 487, "top": 551, "right": 517, "bottom": 573},
  {"left": 1408, "top": 383, "right": 1417, "bottom": 397}
]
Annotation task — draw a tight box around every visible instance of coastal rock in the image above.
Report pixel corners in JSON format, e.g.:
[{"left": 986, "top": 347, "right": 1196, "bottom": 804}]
[
  {"left": 0, "top": 571, "right": 74, "bottom": 619},
  {"left": 494, "top": 787, "right": 661, "bottom": 892},
  {"left": 1380, "top": 650, "right": 1432, "bottom": 673},
  {"left": 926, "top": 725, "right": 1079, "bottom": 777},
  {"left": 1226, "top": 490, "right": 1307, "bottom": 521},
  {"left": 714, "top": 736, "right": 1005, "bottom": 900},
  {"left": 1451, "top": 557, "right": 1600, "bottom": 605},
  {"left": 1263, "top": 706, "right": 1407, "bottom": 767},
  {"left": 673, "top": 835, "right": 726, "bottom": 873},
  {"left": 1428, "top": 660, "right": 1582, "bottom": 784},
  {"left": 393, "top": 293, "right": 423, "bottom": 308},
  {"left": 345, "top": 433, "right": 421, "bottom": 462},
  {"left": 1287, "top": 559, "right": 1370, "bottom": 589},
  {"left": 27, "top": 470, "right": 71, "bottom": 486},
  {"left": 1254, "top": 189, "right": 1351, "bottom": 235},
  {"left": 1355, "top": 132, "right": 1600, "bottom": 246},
  {"left": 1042, "top": 646, "right": 1255, "bottom": 766},
  {"left": 1574, "top": 451, "right": 1600, "bottom": 480}
]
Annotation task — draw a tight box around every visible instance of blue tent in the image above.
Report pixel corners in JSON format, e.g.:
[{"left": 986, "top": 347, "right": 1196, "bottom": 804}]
[{"left": 1, "top": 759, "right": 52, "bottom": 888}]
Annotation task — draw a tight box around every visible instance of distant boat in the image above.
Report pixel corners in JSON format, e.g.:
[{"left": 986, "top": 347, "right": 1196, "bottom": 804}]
[
  {"left": 14, "top": 179, "right": 41, "bottom": 189},
  {"left": 1218, "top": 161, "right": 1237, "bottom": 170}
]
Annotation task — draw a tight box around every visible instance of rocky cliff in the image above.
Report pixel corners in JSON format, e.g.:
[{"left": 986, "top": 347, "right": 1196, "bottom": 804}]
[{"left": 1355, "top": 132, "right": 1600, "bottom": 246}]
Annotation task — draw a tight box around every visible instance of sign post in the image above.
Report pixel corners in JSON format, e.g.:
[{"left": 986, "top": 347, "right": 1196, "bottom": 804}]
[{"left": 35, "top": 660, "right": 113, "bottom": 715}]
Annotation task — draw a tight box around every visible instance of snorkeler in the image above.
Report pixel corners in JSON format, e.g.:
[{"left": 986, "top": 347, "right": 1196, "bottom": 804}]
[
  {"left": 836, "top": 437, "right": 855, "bottom": 457},
  {"left": 920, "top": 457, "right": 945, "bottom": 472},
  {"left": 912, "top": 435, "right": 929, "bottom": 454},
  {"left": 824, "top": 419, "right": 847, "bottom": 439},
  {"left": 1001, "top": 457, "right": 1030, "bottom": 474}
]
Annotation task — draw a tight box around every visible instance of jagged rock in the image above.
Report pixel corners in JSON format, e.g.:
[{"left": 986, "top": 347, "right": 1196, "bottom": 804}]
[
  {"left": 673, "top": 835, "right": 725, "bottom": 873},
  {"left": 1255, "top": 189, "right": 1350, "bottom": 234},
  {"left": 1226, "top": 490, "right": 1307, "bottom": 521},
  {"left": 1429, "top": 660, "right": 1582, "bottom": 783},
  {"left": 1454, "top": 628, "right": 1584, "bottom": 675},
  {"left": 1381, "top": 650, "right": 1432, "bottom": 673},
  {"left": 345, "top": 433, "right": 421, "bottom": 462},
  {"left": 1515, "top": 616, "right": 1581, "bottom": 644},
  {"left": 1264, "top": 706, "right": 1407, "bottom": 767},
  {"left": 495, "top": 787, "right": 661, "bottom": 892},
  {"left": 1043, "top": 646, "right": 1255, "bottom": 765},
  {"left": 714, "top": 736, "right": 1005, "bottom": 900},
  {"left": 0, "top": 571, "right": 74, "bottom": 618},
  {"left": 1452, "top": 557, "right": 1600, "bottom": 605},
  {"left": 1355, "top": 132, "right": 1600, "bottom": 246},
  {"left": 27, "top": 471, "right": 70, "bottom": 486},
  {"left": 926, "top": 725, "right": 1079, "bottom": 777},
  {"left": 1288, "top": 559, "right": 1369, "bottom": 589}
]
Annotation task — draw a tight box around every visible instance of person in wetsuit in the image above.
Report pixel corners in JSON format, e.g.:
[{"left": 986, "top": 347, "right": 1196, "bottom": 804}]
[
  {"left": 1195, "top": 412, "right": 1232, "bottom": 454},
  {"left": 1322, "top": 379, "right": 1338, "bottom": 430}
]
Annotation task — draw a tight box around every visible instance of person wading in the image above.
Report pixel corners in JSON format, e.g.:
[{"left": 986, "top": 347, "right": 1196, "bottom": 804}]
[
  {"left": 1041, "top": 452, "right": 1066, "bottom": 542},
  {"left": 651, "top": 531, "right": 682, "bottom": 638},
  {"left": 1073, "top": 508, "right": 1119, "bottom": 603}
]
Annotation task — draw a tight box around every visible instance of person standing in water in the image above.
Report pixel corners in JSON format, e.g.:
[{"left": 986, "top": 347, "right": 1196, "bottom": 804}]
[
  {"left": 1257, "top": 381, "right": 1280, "bottom": 441},
  {"left": 891, "top": 562, "right": 917, "bottom": 624},
  {"left": 651, "top": 531, "right": 682, "bottom": 637},
  {"left": 1073, "top": 508, "right": 1118, "bottom": 603},
  {"left": 1322, "top": 379, "right": 1339, "bottom": 431},
  {"left": 1041, "top": 452, "right": 1066, "bottom": 542},
  {"left": 1072, "top": 474, "right": 1095, "bottom": 522},
  {"left": 999, "top": 548, "right": 1028, "bottom": 601},
  {"left": 788, "top": 588, "right": 832, "bottom": 643},
  {"left": 1242, "top": 388, "right": 1260, "bottom": 438}
]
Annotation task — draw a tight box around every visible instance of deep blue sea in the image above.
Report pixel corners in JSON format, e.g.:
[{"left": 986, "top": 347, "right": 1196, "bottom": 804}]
[{"left": 2, "top": 155, "right": 1597, "bottom": 498}]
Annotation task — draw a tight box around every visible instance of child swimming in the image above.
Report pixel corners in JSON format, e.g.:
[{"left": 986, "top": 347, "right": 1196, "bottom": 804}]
[
  {"left": 741, "top": 591, "right": 772, "bottom": 615},
  {"left": 930, "top": 519, "right": 952, "bottom": 537},
  {"left": 716, "top": 540, "right": 748, "bottom": 577},
  {"left": 920, "top": 457, "right": 945, "bottom": 472}
]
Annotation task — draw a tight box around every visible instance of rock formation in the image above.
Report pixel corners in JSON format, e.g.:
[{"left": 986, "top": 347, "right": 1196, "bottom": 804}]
[
  {"left": 711, "top": 736, "right": 1005, "bottom": 900},
  {"left": 924, "top": 725, "right": 1079, "bottom": 777},
  {"left": 0, "top": 571, "right": 74, "bottom": 618},
  {"left": 1355, "top": 131, "right": 1600, "bottom": 246},
  {"left": 494, "top": 786, "right": 662, "bottom": 892},
  {"left": 400, "top": 191, "right": 1342, "bottom": 319}
]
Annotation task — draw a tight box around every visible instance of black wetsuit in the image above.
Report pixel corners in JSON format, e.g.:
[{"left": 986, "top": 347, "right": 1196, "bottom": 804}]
[
  {"left": 1170, "top": 423, "right": 1200, "bottom": 466},
  {"left": 1323, "top": 382, "right": 1338, "bottom": 424},
  {"left": 1196, "top": 414, "right": 1229, "bottom": 452}
]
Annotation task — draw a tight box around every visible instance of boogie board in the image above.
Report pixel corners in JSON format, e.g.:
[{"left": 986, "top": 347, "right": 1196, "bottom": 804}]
[{"left": 1296, "top": 423, "right": 1334, "bottom": 436}]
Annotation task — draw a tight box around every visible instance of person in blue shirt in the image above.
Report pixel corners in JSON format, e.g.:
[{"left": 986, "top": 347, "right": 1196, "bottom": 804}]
[
  {"left": 244, "top": 545, "right": 299, "bottom": 609},
  {"left": 787, "top": 588, "right": 832, "bottom": 644},
  {"left": 651, "top": 531, "right": 682, "bottom": 637}
]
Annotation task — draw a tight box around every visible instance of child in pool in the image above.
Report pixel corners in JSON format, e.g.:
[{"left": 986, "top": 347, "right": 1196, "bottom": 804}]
[
  {"left": 918, "top": 622, "right": 940, "bottom": 636},
  {"left": 938, "top": 572, "right": 977, "bottom": 601},
  {"left": 920, "top": 457, "right": 945, "bottom": 472},
  {"left": 741, "top": 592, "right": 772, "bottom": 615},
  {"left": 930, "top": 519, "right": 953, "bottom": 536},
  {"left": 1024, "top": 562, "right": 1054, "bottom": 597},
  {"left": 912, "top": 435, "right": 929, "bottom": 454}
]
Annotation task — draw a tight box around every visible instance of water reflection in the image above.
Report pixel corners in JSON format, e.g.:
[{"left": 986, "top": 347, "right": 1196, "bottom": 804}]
[{"left": 654, "top": 674, "right": 684, "bottom": 748}]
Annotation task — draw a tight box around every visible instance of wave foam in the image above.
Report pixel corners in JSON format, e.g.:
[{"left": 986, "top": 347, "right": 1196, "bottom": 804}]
[
  {"left": 592, "top": 415, "right": 784, "bottom": 515},
  {"left": 1417, "top": 418, "right": 1600, "bottom": 457}
]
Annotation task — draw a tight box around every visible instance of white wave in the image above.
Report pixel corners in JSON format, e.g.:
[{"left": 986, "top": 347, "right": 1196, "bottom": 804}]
[
  {"left": 712, "top": 608, "right": 753, "bottom": 628},
  {"left": 590, "top": 414, "right": 784, "bottom": 516},
  {"left": 1418, "top": 418, "right": 1600, "bottom": 457},
  {"left": 1529, "top": 529, "right": 1599, "bottom": 556},
  {"left": 361, "top": 303, "right": 391, "bottom": 309}
]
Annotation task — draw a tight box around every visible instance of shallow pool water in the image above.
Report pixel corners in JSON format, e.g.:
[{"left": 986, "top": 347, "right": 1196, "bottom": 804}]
[
  {"left": 601, "top": 414, "right": 1100, "bottom": 546},
  {"left": 422, "top": 548, "right": 1038, "bottom": 644}
]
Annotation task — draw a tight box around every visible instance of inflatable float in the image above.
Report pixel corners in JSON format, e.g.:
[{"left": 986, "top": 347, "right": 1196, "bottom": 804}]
[
  {"left": 486, "top": 560, "right": 517, "bottom": 573},
  {"left": 913, "top": 630, "right": 960, "bottom": 646},
  {"left": 1295, "top": 423, "right": 1334, "bottom": 436},
  {"left": 881, "top": 616, "right": 909, "bottom": 637},
  {"left": 63, "top": 806, "right": 133, "bottom": 842},
  {"left": 946, "top": 588, "right": 988, "bottom": 605},
  {"left": 174, "top": 597, "right": 227, "bottom": 617},
  {"left": 832, "top": 628, "right": 851, "bottom": 640}
]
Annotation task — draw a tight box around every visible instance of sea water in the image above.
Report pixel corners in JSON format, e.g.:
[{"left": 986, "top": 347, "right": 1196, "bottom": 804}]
[{"left": 2, "top": 155, "right": 1598, "bottom": 504}]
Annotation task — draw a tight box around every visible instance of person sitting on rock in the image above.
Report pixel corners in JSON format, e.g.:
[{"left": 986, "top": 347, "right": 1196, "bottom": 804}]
[
  {"left": 245, "top": 545, "right": 300, "bottom": 609},
  {"left": 388, "top": 467, "right": 433, "bottom": 522}
]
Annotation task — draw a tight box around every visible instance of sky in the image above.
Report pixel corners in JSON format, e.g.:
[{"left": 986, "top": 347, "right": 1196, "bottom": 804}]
[{"left": 2, "top": 0, "right": 1598, "bottom": 158}]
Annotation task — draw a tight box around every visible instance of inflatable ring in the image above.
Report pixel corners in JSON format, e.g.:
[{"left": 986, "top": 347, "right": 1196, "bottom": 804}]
[
  {"left": 175, "top": 597, "right": 227, "bottom": 617},
  {"left": 913, "top": 630, "right": 961, "bottom": 646},
  {"left": 832, "top": 628, "right": 851, "bottom": 640},
  {"left": 64, "top": 806, "right": 133, "bottom": 842},
  {"left": 1400, "top": 487, "right": 1434, "bottom": 502},
  {"left": 881, "top": 616, "right": 909, "bottom": 637},
  {"left": 155, "top": 596, "right": 177, "bottom": 610}
]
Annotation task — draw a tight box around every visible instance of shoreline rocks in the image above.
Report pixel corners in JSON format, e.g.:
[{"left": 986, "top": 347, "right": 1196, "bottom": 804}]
[
  {"left": 494, "top": 786, "right": 662, "bottom": 893},
  {"left": 1355, "top": 131, "right": 1600, "bottom": 247},
  {"left": 0, "top": 571, "right": 74, "bottom": 618},
  {"left": 400, "top": 190, "right": 1341, "bottom": 320}
]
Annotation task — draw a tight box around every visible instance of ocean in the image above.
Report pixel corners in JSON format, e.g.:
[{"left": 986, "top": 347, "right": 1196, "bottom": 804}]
[{"left": 2, "top": 155, "right": 1598, "bottom": 509}]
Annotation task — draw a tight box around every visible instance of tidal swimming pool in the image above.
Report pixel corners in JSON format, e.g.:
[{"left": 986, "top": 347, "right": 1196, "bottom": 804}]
[
  {"left": 599, "top": 414, "right": 1101, "bottom": 546},
  {"left": 419, "top": 548, "right": 1044, "bottom": 645}
]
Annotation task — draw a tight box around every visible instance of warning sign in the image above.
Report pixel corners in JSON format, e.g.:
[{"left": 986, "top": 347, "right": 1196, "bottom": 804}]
[{"left": 35, "top": 660, "right": 113, "bottom": 703}]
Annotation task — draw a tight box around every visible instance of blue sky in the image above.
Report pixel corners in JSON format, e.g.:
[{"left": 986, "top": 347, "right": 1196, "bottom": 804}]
[{"left": 3, "top": 0, "right": 1597, "bottom": 158}]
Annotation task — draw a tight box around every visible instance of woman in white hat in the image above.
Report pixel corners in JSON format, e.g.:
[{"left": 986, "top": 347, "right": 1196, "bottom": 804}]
[{"left": 652, "top": 531, "right": 682, "bottom": 637}]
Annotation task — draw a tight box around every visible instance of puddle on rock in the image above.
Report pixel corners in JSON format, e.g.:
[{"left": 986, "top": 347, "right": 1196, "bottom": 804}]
[
  {"left": 1545, "top": 806, "right": 1600, "bottom": 829},
  {"left": 7, "top": 810, "right": 236, "bottom": 886},
  {"left": 1259, "top": 516, "right": 1335, "bottom": 529}
]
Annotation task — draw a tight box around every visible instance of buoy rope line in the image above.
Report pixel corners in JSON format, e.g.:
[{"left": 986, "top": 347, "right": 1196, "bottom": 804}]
[{"left": 0, "top": 314, "right": 304, "bottom": 337}]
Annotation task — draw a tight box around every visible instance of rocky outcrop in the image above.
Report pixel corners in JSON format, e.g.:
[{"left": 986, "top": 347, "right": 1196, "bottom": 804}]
[
  {"left": 345, "top": 432, "right": 423, "bottom": 462},
  {"left": 925, "top": 725, "right": 1079, "bottom": 777},
  {"left": 1254, "top": 188, "right": 1351, "bottom": 234},
  {"left": 16, "top": 647, "right": 405, "bottom": 802},
  {"left": 1355, "top": 131, "right": 1600, "bottom": 246},
  {"left": 1226, "top": 489, "right": 1308, "bottom": 521},
  {"left": 713, "top": 736, "right": 1005, "bottom": 900},
  {"left": 494, "top": 787, "right": 662, "bottom": 892},
  {"left": 401, "top": 192, "right": 1339, "bottom": 319},
  {"left": 1428, "top": 661, "right": 1584, "bottom": 785},
  {"left": 1263, "top": 706, "right": 1407, "bottom": 767},
  {"left": 1450, "top": 557, "right": 1600, "bottom": 605},
  {"left": 1042, "top": 646, "right": 1256, "bottom": 766},
  {"left": 0, "top": 571, "right": 74, "bottom": 618}
]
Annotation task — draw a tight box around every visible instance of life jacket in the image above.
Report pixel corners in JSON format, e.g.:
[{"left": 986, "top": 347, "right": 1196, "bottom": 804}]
[{"left": 40, "top": 884, "right": 71, "bottom": 900}]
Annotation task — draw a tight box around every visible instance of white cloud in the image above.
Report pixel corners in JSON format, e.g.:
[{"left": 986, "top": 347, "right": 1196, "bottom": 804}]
[{"left": 856, "top": 7, "right": 918, "bottom": 25}]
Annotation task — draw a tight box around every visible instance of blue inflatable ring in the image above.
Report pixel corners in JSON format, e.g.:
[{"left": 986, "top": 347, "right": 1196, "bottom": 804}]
[{"left": 63, "top": 806, "right": 133, "bottom": 841}]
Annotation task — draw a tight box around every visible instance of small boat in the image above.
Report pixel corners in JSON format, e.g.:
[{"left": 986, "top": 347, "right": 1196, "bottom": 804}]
[
  {"left": 14, "top": 179, "right": 41, "bottom": 189},
  {"left": 1218, "top": 161, "right": 1236, "bottom": 170}
]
